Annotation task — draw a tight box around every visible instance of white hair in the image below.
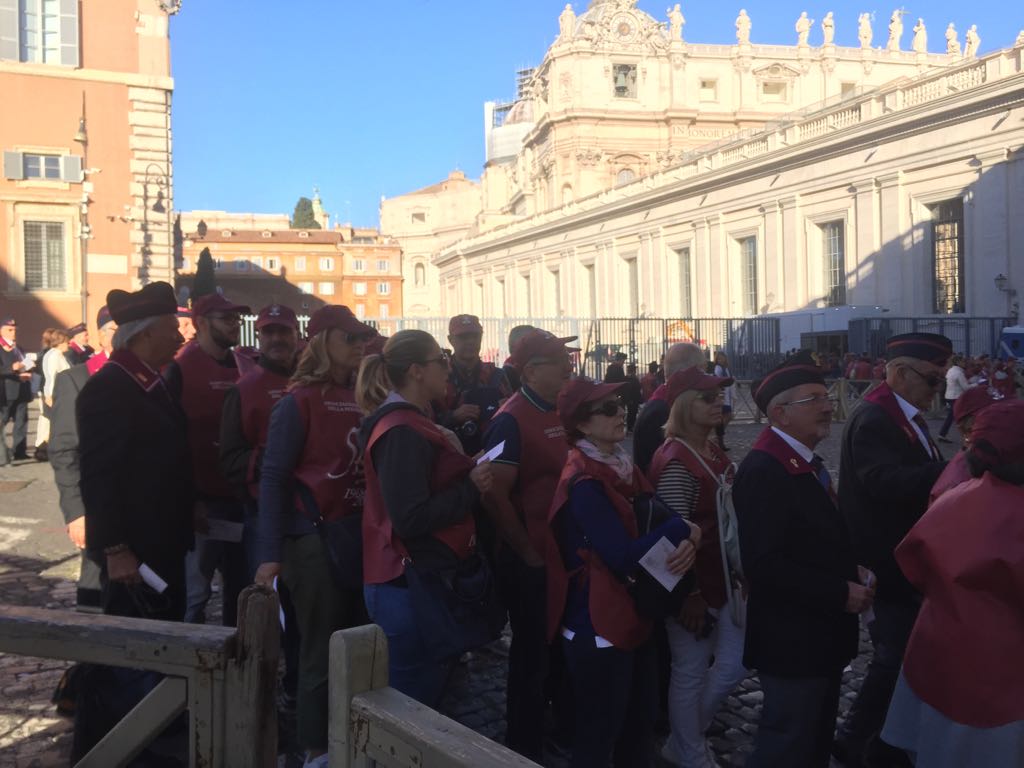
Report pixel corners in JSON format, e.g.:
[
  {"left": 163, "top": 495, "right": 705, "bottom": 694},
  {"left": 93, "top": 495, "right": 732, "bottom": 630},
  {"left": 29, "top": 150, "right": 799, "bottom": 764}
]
[
  {"left": 665, "top": 343, "right": 706, "bottom": 376},
  {"left": 112, "top": 316, "right": 161, "bottom": 350}
]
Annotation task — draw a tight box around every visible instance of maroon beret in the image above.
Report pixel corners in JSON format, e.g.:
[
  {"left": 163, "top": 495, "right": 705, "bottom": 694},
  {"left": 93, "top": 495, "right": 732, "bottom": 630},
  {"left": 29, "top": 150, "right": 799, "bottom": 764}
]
[
  {"left": 968, "top": 400, "right": 1024, "bottom": 466},
  {"left": 953, "top": 384, "right": 1004, "bottom": 423},
  {"left": 885, "top": 333, "right": 953, "bottom": 365},
  {"left": 752, "top": 350, "right": 826, "bottom": 415},
  {"left": 106, "top": 282, "right": 178, "bottom": 324}
]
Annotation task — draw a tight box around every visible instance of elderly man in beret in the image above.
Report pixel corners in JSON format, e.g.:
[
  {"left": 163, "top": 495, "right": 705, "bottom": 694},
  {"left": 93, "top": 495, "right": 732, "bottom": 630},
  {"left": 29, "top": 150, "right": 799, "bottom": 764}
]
[
  {"left": 834, "top": 333, "right": 952, "bottom": 768},
  {"left": 0, "top": 316, "right": 32, "bottom": 464},
  {"left": 64, "top": 322, "right": 93, "bottom": 366},
  {"left": 77, "top": 282, "right": 191, "bottom": 621},
  {"left": 734, "top": 351, "right": 875, "bottom": 768}
]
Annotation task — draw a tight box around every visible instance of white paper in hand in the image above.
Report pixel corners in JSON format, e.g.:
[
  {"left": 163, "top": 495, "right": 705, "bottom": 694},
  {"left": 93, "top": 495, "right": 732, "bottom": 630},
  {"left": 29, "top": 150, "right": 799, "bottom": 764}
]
[
  {"left": 138, "top": 563, "right": 168, "bottom": 594},
  {"left": 273, "top": 576, "right": 286, "bottom": 631},
  {"left": 639, "top": 537, "right": 683, "bottom": 592},
  {"left": 477, "top": 440, "right": 505, "bottom": 465}
]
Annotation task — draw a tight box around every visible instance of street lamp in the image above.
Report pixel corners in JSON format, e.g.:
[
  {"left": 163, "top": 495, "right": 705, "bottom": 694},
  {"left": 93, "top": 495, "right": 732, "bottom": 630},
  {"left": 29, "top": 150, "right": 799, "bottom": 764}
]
[
  {"left": 994, "top": 273, "right": 1020, "bottom": 324},
  {"left": 74, "top": 110, "right": 89, "bottom": 324},
  {"left": 140, "top": 163, "right": 169, "bottom": 283}
]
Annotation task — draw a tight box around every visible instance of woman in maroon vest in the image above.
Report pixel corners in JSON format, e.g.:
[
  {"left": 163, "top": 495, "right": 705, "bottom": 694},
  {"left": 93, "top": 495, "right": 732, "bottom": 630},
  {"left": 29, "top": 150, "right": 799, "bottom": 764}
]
[
  {"left": 547, "top": 379, "right": 697, "bottom": 768},
  {"left": 356, "top": 330, "right": 493, "bottom": 707},
  {"left": 255, "top": 305, "right": 374, "bottom": 768},
  {"left": 647, "top": 367, "right": 747, "bottom": 768}
]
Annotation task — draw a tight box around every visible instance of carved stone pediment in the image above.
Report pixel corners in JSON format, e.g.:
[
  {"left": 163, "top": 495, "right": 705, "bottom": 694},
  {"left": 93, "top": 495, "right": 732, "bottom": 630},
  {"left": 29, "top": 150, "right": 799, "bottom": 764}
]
[
  {"left": 752, "top": 63, "right": 801, "bottom": 81},
  {"left": 576, "top": 149, "right": 604, "bottom": 166},
  {"left": 571, "top": 0, "right": 668, "bottom": 54}
]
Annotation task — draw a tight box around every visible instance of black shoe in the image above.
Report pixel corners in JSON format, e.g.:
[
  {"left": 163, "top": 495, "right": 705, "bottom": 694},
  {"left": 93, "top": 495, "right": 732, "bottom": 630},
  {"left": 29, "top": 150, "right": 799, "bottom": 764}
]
[
  {"left": 937, "top": 436, "right": 953, "bottom": 443},
  {"left": 12, "top": 452, "right": 29, "bottom": 461}
]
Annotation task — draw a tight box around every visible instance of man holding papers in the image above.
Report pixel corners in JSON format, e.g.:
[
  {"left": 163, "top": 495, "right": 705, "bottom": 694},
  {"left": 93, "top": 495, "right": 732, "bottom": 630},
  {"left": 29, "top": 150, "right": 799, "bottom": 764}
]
[
  {"left": 733, "top": 352, "right": 875, "bottom": 768},
  {"left": 481, "top": 328, "right": 575, "bottom": 761}
]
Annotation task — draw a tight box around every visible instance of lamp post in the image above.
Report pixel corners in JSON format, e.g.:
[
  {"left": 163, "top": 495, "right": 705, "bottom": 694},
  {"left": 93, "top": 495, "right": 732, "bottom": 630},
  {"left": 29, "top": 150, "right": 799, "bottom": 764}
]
[
  {"left": 140, "top": 163, "right": 169, "bottom": 284},
  {"left": 74, "top": 112, "right": 88, "bottom": 324},
  {"left": 994, "top": 273, "right": 1020, "bottom": 324}
]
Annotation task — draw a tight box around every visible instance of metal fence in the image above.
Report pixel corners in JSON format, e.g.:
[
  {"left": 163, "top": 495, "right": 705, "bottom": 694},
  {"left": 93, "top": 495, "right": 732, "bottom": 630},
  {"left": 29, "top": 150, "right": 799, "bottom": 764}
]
[
  {"left": 240, "top": 315, "right": 785, "bottom": 380},
  {"left": 848, "top": 317, "right": 1012, "bottom": 359}
]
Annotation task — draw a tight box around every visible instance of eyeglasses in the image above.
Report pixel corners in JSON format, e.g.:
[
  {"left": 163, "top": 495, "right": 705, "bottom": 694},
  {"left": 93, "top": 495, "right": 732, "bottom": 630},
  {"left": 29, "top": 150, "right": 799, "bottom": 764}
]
[
  {"left": 589, "top": 398, "right": 624, "bottom": 417},
  {"left": 345, "top": 332, "right": 373, "bottom": 344},
  {"left": 904, "top": 365, "right": 943, "bottom": 389},
  {"left": 780, "top": 394, "right": 835, "bottom": 407},
  {"left": 419, "top": 356, "right": 448, "bottom": 368},
  {"left": 697, "top": 390, "right": 724, "bottom": 404}
]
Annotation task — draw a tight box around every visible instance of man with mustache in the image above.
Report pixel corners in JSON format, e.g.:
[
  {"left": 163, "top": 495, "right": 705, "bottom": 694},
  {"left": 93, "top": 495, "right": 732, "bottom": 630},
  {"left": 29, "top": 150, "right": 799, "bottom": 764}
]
[{"left": 163, "top": 292, "right": 252, "bottom": 627}]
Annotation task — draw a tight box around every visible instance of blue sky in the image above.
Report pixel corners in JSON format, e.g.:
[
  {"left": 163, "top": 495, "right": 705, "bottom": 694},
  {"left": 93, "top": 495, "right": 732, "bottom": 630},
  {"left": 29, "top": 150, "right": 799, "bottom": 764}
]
[{"left": 170, "top": 1, "right": 1019, "bottom": 228}]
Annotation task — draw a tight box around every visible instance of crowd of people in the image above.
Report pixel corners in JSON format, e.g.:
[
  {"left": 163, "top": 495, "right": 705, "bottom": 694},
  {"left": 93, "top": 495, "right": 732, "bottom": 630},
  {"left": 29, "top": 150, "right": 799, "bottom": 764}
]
[{"left": 1, "top": 284, "right": 1021, "bottom": 768}]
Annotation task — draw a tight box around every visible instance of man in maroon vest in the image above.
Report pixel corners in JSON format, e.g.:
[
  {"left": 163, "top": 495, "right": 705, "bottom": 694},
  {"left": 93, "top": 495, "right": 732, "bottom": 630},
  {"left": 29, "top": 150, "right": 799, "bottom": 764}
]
[
  {"left": 481, "top": 329, "right": 575, "bottom": 761},
  {"left": 219, "top": 303, "right": 300, "bottom": 573},
  {"left": 163, "top": 292, "right": 251, "bottom": 626}
]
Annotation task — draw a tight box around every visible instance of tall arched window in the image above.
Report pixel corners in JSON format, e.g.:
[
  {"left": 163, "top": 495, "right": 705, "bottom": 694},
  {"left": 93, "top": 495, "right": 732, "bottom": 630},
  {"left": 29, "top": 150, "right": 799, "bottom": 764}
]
[
  {"left": 616, "top": 168, "right": 635, "bottom": 187},
  {"left": 414, "top": 262, "right": 426, "bottom": 287}
]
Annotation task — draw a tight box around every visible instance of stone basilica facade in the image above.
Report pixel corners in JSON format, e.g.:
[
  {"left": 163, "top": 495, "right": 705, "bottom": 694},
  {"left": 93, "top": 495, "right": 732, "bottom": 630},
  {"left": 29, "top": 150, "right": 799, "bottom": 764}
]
[{"left": 383, "top": 1, "right": 1021, "bottom": 330}]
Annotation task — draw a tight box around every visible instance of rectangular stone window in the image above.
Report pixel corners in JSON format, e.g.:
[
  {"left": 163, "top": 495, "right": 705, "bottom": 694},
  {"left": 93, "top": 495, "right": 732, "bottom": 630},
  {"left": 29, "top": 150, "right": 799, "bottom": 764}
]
[
  {"left": 411, "top": 212, "right": 426, "bottom": 224},
  {"left": 353, "top": 282, "right": 367, "bottom": 296},
  {"left": 0, "top": 0, "right": 79, "bottom": 66},
  {"left": 761, "top": 81, "right": 788, "bottom": 103},
  {"left": 740, "top": 237, "right": 758, "bottom": 316},
  {"left": 930, "top": 199, "right": 965, "bottom": 314},
  {"left": 319, "top": 257, "right": 335, "bottom": 272},
  {"left": 376, "top": 259, "right": 390, "bottom": 272},
  {"left": 294, "top": 256, "right": 307, "bottom": 272},
  {"left": 675, "top": 247, "right": 692, "bottom": 317},
  {"left": 613, "top": 64, "right": 637, "bottom": 99},
  {"left": 24, "top": 153, "right": 60, "bottom": 179},
  {"left": 822, "top": 221, "right": 846, "bottom": 306},
  {"left": 298, "top": 281, "right": 313, "bottom": 294},
  {"left": 699, "top": 79, "right": 718, "bottom": 101},
  {"left": 377, "top": 282, "right": 391, "bottom": 296},
  {"left": 23, "top": 220, "right": 65, "bottom": 291},
  {"left": 318, "top": 282, "right": 335, "bottom": 296},
  {"left": 840, "top": 81, "right": 858, "bottom": 99},
  {"left": 352, "top": 258, "right": 364, "bottom": 272}
]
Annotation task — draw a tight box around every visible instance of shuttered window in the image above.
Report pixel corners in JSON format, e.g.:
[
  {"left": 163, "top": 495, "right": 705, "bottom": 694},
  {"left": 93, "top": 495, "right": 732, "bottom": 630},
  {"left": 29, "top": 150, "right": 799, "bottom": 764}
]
[
  {"left": 0, "top": 0, "right": 78, "bottom": 66},
  {"left": 23, "top": 221, "right": 66, "bottom": 291}
]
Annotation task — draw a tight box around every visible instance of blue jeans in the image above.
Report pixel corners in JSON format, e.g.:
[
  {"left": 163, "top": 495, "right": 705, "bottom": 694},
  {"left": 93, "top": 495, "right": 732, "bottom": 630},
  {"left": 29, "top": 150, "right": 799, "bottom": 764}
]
[{"left": 363, "top": 582, "right": 453, "bottom": 707}]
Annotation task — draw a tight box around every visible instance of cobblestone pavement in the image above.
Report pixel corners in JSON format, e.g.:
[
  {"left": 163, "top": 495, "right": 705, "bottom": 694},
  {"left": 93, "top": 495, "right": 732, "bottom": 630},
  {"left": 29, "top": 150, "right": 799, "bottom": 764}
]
[{"left": 0, "top": 405, "right": 954, "bottom": 767}]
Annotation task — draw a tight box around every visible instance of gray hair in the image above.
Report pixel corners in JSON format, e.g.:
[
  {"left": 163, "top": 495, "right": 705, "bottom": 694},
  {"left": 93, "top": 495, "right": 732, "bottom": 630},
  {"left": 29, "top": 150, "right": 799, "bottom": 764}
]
[
  {"left": 112, "top": 316, "right": 161, "bottom": 350},
  {"left": 664, "top": 343, "right": 706, "bottom": 376}
]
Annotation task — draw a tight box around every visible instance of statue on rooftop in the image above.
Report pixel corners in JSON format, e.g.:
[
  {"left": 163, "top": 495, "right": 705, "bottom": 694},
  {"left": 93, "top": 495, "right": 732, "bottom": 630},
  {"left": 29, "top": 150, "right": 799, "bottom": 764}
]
[
  {"left": 736, "top": 9, "right": 751, "bottom": 45},
  {"left": 887, "top": 9, "right": 905, "bottom": 51},
  {"left": 796, "top": 12, "right": 814, "bottom": 46},
  {"left": 559, "top": 4, "right": 576, "bottom": 41},
  {"left": 668, "top": 4, "right": 685, "bottom": 41},
  {"left": 858, "top": 13, "right": 873, "bottom": 49},
  {"left": 946, "top": 23, "right": 961, "bottom": 56},
  {"left": 964, "top": 25, "right": 980, "bottom": 57},
  {"left": 821, "top": 12, "right": 835, "bottom": 45},
  {"left": 912, "top": 18, "right": 927, "bottom": 53}
]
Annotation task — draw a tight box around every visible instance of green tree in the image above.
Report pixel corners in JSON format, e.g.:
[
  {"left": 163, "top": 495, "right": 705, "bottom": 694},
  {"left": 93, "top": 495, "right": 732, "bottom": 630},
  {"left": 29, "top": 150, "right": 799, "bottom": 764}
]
[
  {"left": 193, "top": 247, "right": 217, "bottom": 299},
  {"left": 290, "top": 196, "right": 321, "bottom": 229}
]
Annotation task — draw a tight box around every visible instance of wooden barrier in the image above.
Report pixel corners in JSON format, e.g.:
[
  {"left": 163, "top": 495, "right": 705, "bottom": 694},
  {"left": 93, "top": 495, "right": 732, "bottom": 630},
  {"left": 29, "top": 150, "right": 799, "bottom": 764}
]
[
  {"left": 0, "top": 584, "right": 280, "bottom": 767},
  {"left": 329, "top": 625, "right": 540, "bottom": 768}
]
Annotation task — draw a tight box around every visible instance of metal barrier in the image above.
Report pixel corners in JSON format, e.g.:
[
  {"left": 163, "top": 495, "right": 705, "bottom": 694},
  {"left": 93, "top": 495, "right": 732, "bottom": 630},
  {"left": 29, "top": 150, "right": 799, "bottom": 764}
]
[
  {"left": 328, "top": 625, "right": 539, "bottom": 768},
  {"left": 239, "top": 315, "right": 784, "bottom": 381},
  {"left": 848, "top": 317, "right": 1012, "bottom": 359},
  {"left": 0, "top": 585, "right": 280, "bottom": 767}
]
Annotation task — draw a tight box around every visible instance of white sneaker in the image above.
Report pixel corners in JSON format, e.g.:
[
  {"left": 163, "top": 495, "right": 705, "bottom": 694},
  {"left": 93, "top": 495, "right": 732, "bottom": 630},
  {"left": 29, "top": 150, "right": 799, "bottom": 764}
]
[{"left": 302, "top": 752, "right": 329, "bottom": 768}]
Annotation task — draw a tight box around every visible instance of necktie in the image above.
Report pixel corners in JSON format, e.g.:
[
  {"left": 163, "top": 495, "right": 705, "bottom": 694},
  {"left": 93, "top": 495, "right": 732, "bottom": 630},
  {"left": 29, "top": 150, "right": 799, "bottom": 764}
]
[
  {"left": 810, "top": 454, "right": 837, "bottom": 502},
  {"left": 911, "top": 414, "right": 939, "bottom": 460}
]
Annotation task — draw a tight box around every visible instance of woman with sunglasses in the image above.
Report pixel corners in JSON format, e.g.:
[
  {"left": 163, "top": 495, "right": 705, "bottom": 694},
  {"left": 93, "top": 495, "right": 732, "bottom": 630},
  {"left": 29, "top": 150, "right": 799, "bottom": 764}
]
[
  {"left": 647, "top": 368, "right": 746, "bottom": 768},
  {"left": 547, "top": 378, "right": 698, "bottom": 768},
  {"left": 255, "top": 305, "right": 374, "bottom": 768},
  {"left": 356, "top": 330, "right": 494, "bottom": 707}
]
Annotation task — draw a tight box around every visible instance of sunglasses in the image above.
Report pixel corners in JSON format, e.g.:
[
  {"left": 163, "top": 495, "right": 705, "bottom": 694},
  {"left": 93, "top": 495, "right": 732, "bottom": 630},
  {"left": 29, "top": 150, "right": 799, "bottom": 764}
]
[
  {"left": 697, "top": 390, "right": 724, "bottom": 404},
  {"left": 345, "top": 332, "right": 373, "bottom": 344},
  {"left": 589, "top": 398, "right": 624, "bottom": 417},
  {"left": 419, "top": 356, "right": 448, "bottom": 368},
  {"left": 904, "top": 365, "right": 943, "bottom": 389}
]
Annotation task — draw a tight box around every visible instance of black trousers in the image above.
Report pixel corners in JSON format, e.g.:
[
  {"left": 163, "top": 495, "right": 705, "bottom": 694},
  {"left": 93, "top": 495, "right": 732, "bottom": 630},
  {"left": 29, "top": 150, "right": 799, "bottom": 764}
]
[
  {"left": 563, "top": 635, "right": 656, "bottom": 768},
  {"left": 938, "top": 398, "right": 956, "bottom": 438},
  {"left": 837, "top": 599, "right": 918, "bottom": 767},
  {"left": 748, "top": 672, "right": 843, "bottom": 768},
  {"left": 0, "top": 398, "right": 28, "bottom": 463},
  {"left": 497, "top": 549, "right": 549, "bottom": 761}
]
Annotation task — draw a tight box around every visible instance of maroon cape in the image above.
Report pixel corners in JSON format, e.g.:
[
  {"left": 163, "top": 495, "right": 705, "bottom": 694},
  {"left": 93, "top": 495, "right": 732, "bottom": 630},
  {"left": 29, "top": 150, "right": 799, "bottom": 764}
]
[
  {"left": 927, "top": 450, "right": 971, "bottom": 506},
  {"left": 896, "top": 474, "right": 1024, "bottom": 727}
]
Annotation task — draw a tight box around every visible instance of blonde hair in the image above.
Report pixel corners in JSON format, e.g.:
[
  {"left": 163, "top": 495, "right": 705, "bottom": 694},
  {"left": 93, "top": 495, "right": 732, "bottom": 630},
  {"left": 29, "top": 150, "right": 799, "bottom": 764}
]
[
  {"left": 290, "top": 330, "right": 338, "bottom": 390},
  {"left": 356, "top": 330, "right": 437, "bottom": 414},
  {"left": 664, "top": 389, "right": 701, "bottom": 439}
]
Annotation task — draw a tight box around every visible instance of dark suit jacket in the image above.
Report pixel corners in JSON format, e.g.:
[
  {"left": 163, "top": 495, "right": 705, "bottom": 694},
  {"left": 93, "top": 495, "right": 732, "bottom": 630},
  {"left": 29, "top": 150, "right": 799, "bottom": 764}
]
[
  {"left": 734, "top": 428, "right": 859, "bottom": 677},
  {"left": 77, "top": 353, "right": 194, "bottom": 575},
  {"left": 49, "top": 364, "right": 91, "bottom": 524},
  {"left": 838, "top": 385, "right": 946, "bottom": 605},
  {"left": 0, "top": 344, "right": 31, "bottom": 404},
  {"left": 633, "top": 398, "right": 669, "bottom": 472}
]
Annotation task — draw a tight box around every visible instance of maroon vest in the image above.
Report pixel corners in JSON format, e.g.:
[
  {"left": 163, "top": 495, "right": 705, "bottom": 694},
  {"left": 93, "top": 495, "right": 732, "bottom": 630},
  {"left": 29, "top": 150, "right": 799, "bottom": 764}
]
[
  {"left": 546, "top": 448, "right": 652, "bottom": 650},
  {"left": 363, "top": 407, "right": 477, "bottom": 585},
  {"left": 236, "top": 364, "right": 291, "bottom": 498},
  {"left": 85, "top": 350, "right": 110, "bottom": 376},
  {"left": 288, "top": 383, "right": 365, "bottom": 523},
  {"left": 176, "top": 342, "right": 239, "bottom": 498},
  {"left": 493, "top": 390, "right": 569, "bottom": 557},
  {"left": 648, "top": 438, "right": 731, "bottom": 609}
]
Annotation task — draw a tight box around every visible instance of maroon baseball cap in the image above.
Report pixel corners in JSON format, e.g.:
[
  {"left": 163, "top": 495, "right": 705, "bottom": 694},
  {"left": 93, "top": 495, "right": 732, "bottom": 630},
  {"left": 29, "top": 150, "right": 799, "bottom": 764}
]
[
  {"left": 509, "top": 329, "right": 580, "bottom": 370},
  {"left": 255, "top": 303, "right": 299, "bottom": 331},
  {"left": 191, "top": 293, "right": 250, "bottom": 318},
  {"left": 106, "top": 281, "right": 178, "bottom": 324},
  {"left": 665, "top": 367, "right": 734, "bottom": 404},
  {"left": 306, "top": 305, "right": 376, "bottom": 340},
  {"left": 558, "top": 378, "right": 625, "bottom": 436},
  {"left": 953, "top": 384, "right": 1004, "bottom": 423},
  {"left": 0, "top": 316, "right": 15, "bottom": 327},
  {"left": 449, "top": 314, "right": 483, "bottom": 336}
]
